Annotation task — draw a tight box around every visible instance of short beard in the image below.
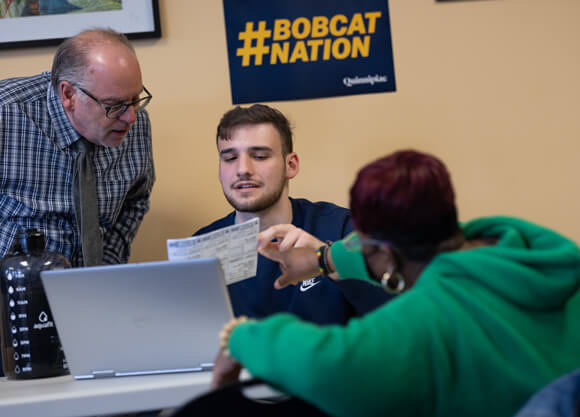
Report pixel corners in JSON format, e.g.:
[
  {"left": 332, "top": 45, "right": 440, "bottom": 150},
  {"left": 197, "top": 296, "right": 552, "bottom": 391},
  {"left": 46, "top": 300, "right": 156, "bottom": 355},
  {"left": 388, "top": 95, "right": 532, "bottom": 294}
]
[
  {"left": 224, "top": 167, "right": 288, "bottom": 213},
  {"left": 224, "top": 185, "right": 286, "bottom": 213}
]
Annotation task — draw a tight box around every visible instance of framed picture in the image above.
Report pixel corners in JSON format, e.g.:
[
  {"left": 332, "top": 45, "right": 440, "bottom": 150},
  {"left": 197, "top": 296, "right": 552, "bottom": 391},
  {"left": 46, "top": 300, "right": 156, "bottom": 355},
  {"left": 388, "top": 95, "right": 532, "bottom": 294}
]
[{"left": 0, "top": 0, "right": 161, "bottom": 49}]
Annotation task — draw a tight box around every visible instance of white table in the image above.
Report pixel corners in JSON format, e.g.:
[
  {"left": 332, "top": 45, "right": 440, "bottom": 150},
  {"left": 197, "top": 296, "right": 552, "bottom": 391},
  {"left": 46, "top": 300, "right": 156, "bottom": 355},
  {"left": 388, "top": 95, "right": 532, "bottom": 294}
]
[{"left": 0, "top": 371, "right": 213, "bottom": 417}]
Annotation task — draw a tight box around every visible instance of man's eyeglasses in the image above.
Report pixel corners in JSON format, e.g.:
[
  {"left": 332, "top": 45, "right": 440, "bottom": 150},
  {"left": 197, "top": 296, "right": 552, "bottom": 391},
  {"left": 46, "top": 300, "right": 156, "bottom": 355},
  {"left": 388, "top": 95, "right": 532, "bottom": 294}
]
[{"left": 73, "top": 84, "right": 152, "bottom": 119}]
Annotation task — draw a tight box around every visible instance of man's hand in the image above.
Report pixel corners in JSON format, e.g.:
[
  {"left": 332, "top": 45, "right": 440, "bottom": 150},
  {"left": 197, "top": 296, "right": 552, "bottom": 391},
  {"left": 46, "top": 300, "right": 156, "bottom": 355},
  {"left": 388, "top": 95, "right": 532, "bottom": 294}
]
[
  {"left": 258, "top": 224, "right": 324, "bottom": 252},
  {"left": 258, "top": 244, "right": 320, "bottom": 289},
  {"left": 211, "top": 349, "right": 243, "bottom": 389}
]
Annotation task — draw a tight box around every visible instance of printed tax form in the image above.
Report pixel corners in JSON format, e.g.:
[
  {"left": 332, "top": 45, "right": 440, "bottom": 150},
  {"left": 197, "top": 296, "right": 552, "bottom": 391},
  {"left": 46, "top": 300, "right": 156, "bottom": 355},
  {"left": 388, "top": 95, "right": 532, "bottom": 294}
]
[{"left": 166, "top": 218, "right": 259, "bottom": 285}]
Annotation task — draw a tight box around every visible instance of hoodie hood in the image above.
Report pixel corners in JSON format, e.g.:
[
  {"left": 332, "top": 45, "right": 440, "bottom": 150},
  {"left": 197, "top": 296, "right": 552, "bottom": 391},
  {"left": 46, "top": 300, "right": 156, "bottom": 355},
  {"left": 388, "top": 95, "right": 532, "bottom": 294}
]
[{"left": 422, "top": 216, "right": 580, "bottom": 310}]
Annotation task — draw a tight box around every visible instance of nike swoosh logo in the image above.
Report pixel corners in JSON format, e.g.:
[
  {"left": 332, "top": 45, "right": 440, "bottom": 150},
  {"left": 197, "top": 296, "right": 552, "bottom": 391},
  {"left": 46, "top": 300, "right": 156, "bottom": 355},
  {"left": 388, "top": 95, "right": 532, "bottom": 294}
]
[{"left": 300, "top": 279, "right": 322, "bottom": 292}]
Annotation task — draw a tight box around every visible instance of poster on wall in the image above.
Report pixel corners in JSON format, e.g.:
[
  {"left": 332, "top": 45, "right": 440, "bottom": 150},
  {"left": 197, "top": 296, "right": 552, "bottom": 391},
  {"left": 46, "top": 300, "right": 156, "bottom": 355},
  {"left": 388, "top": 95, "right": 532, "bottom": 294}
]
[{"left": 222, "top": 0, "right": 396, "bottom": 104}]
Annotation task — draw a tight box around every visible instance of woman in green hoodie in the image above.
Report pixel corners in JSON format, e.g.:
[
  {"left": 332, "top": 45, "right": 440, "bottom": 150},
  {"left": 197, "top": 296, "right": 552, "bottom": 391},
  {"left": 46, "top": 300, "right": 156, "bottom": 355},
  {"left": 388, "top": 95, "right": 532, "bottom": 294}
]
[{"left": 212, "top": 150, "right": 580, "bottom": 417}]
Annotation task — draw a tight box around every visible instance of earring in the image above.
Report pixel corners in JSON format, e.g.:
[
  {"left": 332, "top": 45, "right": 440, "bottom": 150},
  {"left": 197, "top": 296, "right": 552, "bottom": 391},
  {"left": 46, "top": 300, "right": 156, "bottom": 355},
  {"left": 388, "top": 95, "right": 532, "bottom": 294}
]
[{"left": 381, "top": 270, "right": 406, "bottom": 294}]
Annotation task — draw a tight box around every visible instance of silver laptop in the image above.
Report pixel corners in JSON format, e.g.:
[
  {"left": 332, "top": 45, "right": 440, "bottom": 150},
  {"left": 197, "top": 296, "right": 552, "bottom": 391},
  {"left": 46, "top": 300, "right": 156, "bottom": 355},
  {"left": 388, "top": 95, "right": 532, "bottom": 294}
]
[{"left": 41, "top": 258, "right": 233, "bottom": 380}]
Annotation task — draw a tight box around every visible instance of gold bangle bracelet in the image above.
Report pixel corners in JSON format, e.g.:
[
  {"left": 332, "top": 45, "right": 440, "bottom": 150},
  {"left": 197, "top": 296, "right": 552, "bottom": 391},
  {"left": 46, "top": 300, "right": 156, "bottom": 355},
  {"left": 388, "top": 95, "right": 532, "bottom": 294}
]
[{"left": 219, "top": 315, "right": 249, "bottom": 357}]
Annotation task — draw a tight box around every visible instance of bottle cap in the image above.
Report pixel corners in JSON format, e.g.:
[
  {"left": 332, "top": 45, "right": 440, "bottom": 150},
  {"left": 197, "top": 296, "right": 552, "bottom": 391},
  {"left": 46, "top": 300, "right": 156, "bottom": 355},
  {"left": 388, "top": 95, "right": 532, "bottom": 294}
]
[{"left": 20, "top": 228, "right": 46, "bottom": 255}]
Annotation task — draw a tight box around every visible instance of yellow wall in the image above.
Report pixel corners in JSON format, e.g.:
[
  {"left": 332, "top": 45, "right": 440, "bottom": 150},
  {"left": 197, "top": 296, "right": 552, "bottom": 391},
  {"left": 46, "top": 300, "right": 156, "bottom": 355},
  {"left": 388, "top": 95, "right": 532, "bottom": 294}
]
[{"left": 1, "top": 0, "right": 579, "bottom": 262}]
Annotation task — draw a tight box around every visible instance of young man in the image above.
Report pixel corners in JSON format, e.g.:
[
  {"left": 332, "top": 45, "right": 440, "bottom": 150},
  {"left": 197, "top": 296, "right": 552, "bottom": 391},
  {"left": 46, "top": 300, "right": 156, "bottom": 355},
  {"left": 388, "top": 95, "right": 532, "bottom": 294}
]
[{"left": 194, "top": 104, "right": 388, "bottom": 325}]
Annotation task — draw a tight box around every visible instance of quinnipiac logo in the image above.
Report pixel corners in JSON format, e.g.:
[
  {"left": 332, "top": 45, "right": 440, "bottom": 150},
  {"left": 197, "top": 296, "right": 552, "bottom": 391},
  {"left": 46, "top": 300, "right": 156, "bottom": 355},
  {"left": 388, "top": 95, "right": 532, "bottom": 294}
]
[{"left": 343, "top": 74, "right": 387, "bottom": 87}]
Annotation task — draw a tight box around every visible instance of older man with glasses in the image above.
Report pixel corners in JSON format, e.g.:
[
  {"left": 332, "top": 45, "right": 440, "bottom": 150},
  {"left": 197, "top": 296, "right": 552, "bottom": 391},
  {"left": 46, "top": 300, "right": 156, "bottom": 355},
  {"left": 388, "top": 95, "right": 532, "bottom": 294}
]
[{"left": 0, "top": 27, "right": 155, "bottom": 269}]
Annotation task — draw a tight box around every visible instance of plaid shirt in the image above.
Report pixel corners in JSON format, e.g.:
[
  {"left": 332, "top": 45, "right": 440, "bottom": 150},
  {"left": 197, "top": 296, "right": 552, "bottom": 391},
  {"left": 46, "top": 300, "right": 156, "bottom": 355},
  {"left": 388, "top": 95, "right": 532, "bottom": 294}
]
[{"left": 0, "top": 72, "right": 155, "bottom": 266}]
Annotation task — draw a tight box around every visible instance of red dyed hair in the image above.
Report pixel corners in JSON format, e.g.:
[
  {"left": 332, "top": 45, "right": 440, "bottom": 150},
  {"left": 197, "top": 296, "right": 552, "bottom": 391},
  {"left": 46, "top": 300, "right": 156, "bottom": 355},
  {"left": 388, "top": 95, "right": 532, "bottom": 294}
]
[{"left": 350, "top": 150, "right": 459, "bottom": 259}]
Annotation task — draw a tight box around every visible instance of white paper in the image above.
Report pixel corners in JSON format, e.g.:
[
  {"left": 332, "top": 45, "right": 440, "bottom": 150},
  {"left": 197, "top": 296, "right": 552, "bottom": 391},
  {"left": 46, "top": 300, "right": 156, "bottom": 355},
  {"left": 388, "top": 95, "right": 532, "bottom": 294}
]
[{"left": 166, "top": 218, "right": 259, "bottom": 285}]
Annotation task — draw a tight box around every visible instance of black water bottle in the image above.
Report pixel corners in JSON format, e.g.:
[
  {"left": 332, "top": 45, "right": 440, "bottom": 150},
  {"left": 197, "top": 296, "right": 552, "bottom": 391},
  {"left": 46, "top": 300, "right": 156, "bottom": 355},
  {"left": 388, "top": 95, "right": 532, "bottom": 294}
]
[{"left": 0, "top": 228, "right": 70, "bottom": 379}]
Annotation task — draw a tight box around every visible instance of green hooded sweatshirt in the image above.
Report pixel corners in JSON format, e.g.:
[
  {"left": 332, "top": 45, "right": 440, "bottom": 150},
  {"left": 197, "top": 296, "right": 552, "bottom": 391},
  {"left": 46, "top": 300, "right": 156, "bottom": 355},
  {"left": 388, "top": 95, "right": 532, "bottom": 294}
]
[{"left": 229, "top": 217, "right": 580, "bottom": 417}]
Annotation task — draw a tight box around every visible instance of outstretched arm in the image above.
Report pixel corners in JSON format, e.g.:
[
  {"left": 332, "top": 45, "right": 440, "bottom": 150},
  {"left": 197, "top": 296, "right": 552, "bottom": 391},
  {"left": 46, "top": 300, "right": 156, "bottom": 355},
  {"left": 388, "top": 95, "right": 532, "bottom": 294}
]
[
  {"left": 258, "top": 226, "right": 389, "bottom": 314},
  {"left": 258, "top": 224, "right": 325, "bottom": 251},
  {"left": 258, "top": 243, "right": 338, "bottom": 289}
]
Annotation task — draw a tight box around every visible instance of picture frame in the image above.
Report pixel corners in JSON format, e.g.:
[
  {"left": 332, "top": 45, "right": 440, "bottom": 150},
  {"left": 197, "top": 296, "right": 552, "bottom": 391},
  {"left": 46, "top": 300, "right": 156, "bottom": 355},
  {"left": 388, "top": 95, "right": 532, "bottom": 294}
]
[{"left": 0, "top": 0, "right": 161, "bottom": 49}]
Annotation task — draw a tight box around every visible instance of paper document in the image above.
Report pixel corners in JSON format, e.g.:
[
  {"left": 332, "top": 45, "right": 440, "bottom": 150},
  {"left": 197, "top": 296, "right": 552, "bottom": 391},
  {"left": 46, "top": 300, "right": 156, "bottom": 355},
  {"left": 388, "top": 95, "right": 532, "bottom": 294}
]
[{"left": 166, "top": 218, "right": 259, "bottom": 285}]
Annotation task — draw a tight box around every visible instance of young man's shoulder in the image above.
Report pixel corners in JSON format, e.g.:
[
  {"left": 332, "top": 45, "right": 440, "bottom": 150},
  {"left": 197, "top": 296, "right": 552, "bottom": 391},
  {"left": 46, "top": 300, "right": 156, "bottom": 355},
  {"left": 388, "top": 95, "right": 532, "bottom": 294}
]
[
  {"left": 290, "top": 197, "right": 352, "bottom": 238},
  {"left": 291, "top": 197, "right": 350, "bottom": 219},
  {"left": 193, "top": 212, "right": 235, "bottom": 236}
]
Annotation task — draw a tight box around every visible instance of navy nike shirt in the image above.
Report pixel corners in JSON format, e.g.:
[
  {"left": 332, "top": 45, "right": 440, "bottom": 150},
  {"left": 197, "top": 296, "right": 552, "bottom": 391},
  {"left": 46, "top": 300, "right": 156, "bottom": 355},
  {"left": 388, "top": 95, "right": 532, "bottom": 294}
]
[{"left": 194, "top": 198, "right": 391, "bottom": 325}]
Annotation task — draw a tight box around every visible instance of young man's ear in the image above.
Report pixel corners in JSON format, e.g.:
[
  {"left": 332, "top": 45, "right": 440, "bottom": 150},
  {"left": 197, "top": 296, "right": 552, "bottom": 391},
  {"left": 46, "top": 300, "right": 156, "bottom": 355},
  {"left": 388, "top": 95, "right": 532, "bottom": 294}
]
[{"left": 285, "top": 152, "right": 299, "bottom": 179}]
